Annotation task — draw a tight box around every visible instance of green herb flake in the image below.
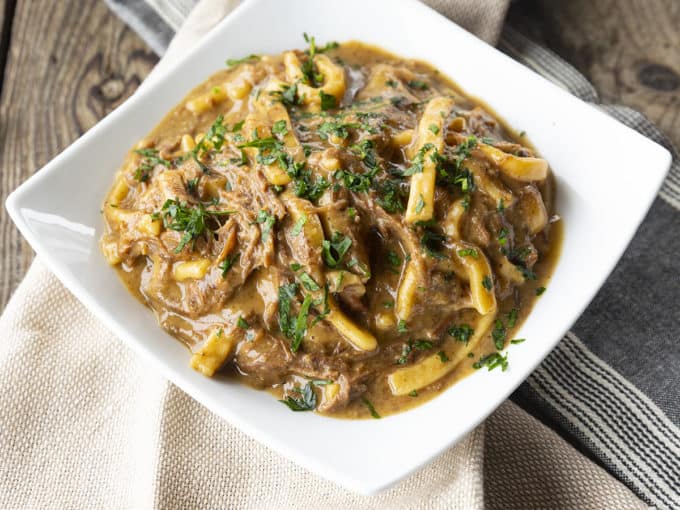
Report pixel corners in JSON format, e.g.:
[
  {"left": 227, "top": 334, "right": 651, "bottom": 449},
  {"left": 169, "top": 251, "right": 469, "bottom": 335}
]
[
  {"left": 414, "top": 194, "right": 426, "bottom": 214},
  {"left": 361, "top": 397, "right": 381, "bottom": 419},
  {"left": 237, "top": 317, "right": 249, "bottom": 329},
  {"left": 536, "top": 286, "right": 547, "bottom": 296},
  {"left": 492, "top": 319, "right": 506, "bottom": 350},
  {"left": 438, "top": 350, "right": 450, "bottom": 363},
  {"left": 510, "top": 338, "right": 526, "bottom": 344},
  {"left": 473, "top": 352, "right": 509, "bottom": 371},
  {"left": 482, "top": 275, "right": 493, "bottom": 291},
  {"left": 279, "top": 382, "right": 317, "bottom": 411},
  {"left": 157, "top": 199, "right": 233, "bottom": 253},
  {"left": 226, "top": 54, "right": 260, "bottom": 67},
  {"left": 292, "top": 293, "right": 314, "bottom": 352},
  {"left": 272, "top": 120, "right": 289, "bottom": 137},
  {"left": 299, "top": 272, "right": 320, "bottom": 292},
  {"left": 413, "top": 340, "right": 433, "bottom": 350},
  {"left": 409, "top": 390, "right": 418, "bottom": 397},
  {"left": 428, "top": 124, "right": 440, "bottom": 135},
  {"left": 397, "top": 320, "right": 408, "bottom": 334},
  {"left": 408, "top": 79, "right": 429, "bottom": 90},
  {"left": 507, "top": 308, "right": 519, "bottom": 328},
  {"left": 387, "top": 251, "right": 402, "bottom": 267},
  {"left": 320, "top": 91, "right": 337, "bottom": 111},
  {"left": 498, "top": 228, "right": 508, "bottom": 246},
  {"left": 448, "top": 324, "right": 474, "bottom": 345},
  {"left": 457, "top": 248, "right": 479, "bottom": 259},
  {"left": 278, "top": 283, "right": 298, "bottom": 339},
  {"left": 219, "top": 252, "right": 240, "bottom": 277},
  {"left": 321, "top": 231, "right": 352, "bottom": 268},
  {"left": 255, "top": 209, "right": 276, "bottom": 242},
  {"left": 291, "top": 213, "right": 307, "bottom": 237},
  {"left": 133, "top": 148, "right": 170, "bottom": 182}
]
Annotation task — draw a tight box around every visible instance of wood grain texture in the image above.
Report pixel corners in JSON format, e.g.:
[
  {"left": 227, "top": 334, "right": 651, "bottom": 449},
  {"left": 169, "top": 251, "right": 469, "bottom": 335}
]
[
  {"left": 507, "top": 0, "right": 680, "bottom": 149},
  {"left": 0, "top": 0, "right": 157, "bottom": 309}
]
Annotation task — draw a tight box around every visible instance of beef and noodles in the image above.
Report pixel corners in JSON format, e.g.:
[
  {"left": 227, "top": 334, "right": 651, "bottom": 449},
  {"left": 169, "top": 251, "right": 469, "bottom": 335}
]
[{"left": 101, "top": 37, "right": 561, "bottom": 418}]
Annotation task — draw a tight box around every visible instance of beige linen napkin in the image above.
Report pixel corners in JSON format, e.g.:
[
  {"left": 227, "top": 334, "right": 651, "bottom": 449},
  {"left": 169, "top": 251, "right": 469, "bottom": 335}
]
[{"left": 0, "top": 1, "right": 647, "bottom": 508}]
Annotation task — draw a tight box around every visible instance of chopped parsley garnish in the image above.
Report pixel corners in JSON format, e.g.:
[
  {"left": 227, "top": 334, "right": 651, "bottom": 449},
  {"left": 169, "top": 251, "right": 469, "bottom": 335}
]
[
  {"left": 318, "top": 120, "right": 360, "bottom": 140},
  {"left": 232, "top": 120, "right": 245, "bottom": 132},
  {"left": 290, "top": 262, "right": 302, "bottom": 271},
  {"left": 510, "top": 338, "right": 526, "bottom": 344},
  {"left": 497, "top": 199, "right": 505, "bottom": 212},
  {"left": 158, "top": 198, "right": 233, "bottom": 253},
  {"left": 457, "top": 248, "right": 479, "bottom": 258},
  {"left": 507, "top": 308, "right": 519, "bottom": 328},
  {"left": 397, "top": 320, "right": 408, "bottom": 334},
  {"left": 350, "top": 139, "right": 379, "bottom": 171},
  {"left": 320, "top": 91, "right": 337, "bottom": 110},
  {"left": 438, "top": 351, "right": 450, "bottom": 362},
  {"left": 335, "top": 169, "right": 373, "bottom": 193},
  {"left": 186, "top": 177, "right": 199, "bottom": 194},
  {"left": 482, "top": 276, "right": 493, "bottom": 291},
  {"left": 219, "top": 252, "right": 240, "bottom": 277},
  {"left": 279, "top": 382, "right": 316, "bottom": 411},
  {"left": 473, "top": 352, "right": 509, "bottom": 371},
  {"left": 322, "top": 231, "right": 352, "bottom": 268},
  {"left": 293, "top": 293, "right": 314, "bottom": 351},
  {"left": 413, "top": 340, "right": 433, "bottom": 350},
  {"left": 492, "top": 319, "right": 506, "bottom": 350},
  {"left": 403, "top": 143, "right": 435, "bottom": 176},
  {"left": 226, "top": 54, "right": 259, "bottom": 67},
  {"left": 387, "top": 251, "right": 402, "bottom": 267},
  {"left": 536, "top": 286, "right": 547, "bottom": 296},
  {"left": 415, "top": 194, "right": 425, "bottom": 214},
  {"left": 409, "top": 390, "right": 418, "bottom": 397},
  {"left": 298, "top": 272, "right": 320, "bottom": 292},
  {"left": 133, "top": 148, "right": 170, "bottom": 182},
  {"left": 498, "top": 228, "right": 508, "bottom": 246},
  {"left": 375, "top": 178, "right": 406, "bottom": 213},
  {"left": 448, "top": 324, "right": 474, "bottom": 344},
  {"left": 275, "top": 82, "right": 300, "bottom": 106},
  {"left": 271, "top": 120, "right": 288, "bottom": 137},
  {"left": 501, "top": 246, "right": 536, "bottom": 280},
  {"left": 255, "top": 209, "right": 276, "bottom": 241},
  {"left": 386, "top": 79, "right": 398, "bottom": 88},
  {"left": 361, "top": 397, "right": 381, "bottom": 419},
  {"left": 291, "top": 214, "right": 307, "bottom": 236},
  {"left": 278, "top": 283, "right": 298, "bottom": 339},
  {"left": 407, "top": 79, "right": 429, "bottom": 90},
  {"left": 191, "top": 114, "right": 228, "bottom": 172},
  {"left": 428, "top": 124, "right": 440, "bottom": 135},
  {"left": 237, "top": 317, "right": 249, "bottom": 329}
]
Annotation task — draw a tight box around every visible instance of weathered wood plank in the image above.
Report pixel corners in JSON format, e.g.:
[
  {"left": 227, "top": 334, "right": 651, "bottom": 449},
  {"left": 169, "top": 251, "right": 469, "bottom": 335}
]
[
  {"left": 0, "top": 0, "right": 157, "bottom": 309},
  {"left": 508, "top": 0, "right": 680, "bottom": 149}
]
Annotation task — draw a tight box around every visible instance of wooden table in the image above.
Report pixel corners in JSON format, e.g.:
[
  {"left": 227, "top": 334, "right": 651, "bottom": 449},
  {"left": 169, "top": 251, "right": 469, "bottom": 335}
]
[{"left": 0, "top": 0, "right": 678, "bottom": 311}]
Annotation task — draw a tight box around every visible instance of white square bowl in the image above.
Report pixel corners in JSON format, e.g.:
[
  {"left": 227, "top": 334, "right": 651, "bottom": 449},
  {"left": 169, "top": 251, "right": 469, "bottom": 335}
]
[{"left": 5, "top": 0, "right": 671, "bottom": 495}]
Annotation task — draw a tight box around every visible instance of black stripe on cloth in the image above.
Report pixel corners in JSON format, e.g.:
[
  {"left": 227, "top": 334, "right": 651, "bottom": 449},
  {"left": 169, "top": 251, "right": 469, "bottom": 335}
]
[
  {"left": 525, "top": 333, "right": 680, "bottom": 509},
  {"left": 525, "top": 374, "right": 675, "bottom": 509},
  {"left": 558, "top": 334, "right": 680, "bottom": 450},
  {"left": 540, "top": 346, "right": 680, "bottom": 485}
]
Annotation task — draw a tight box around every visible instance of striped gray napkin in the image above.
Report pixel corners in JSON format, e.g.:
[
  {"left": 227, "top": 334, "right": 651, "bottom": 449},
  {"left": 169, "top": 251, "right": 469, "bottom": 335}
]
[{"left": 105, "top": 1, "right": 680, "bottom": 507}]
